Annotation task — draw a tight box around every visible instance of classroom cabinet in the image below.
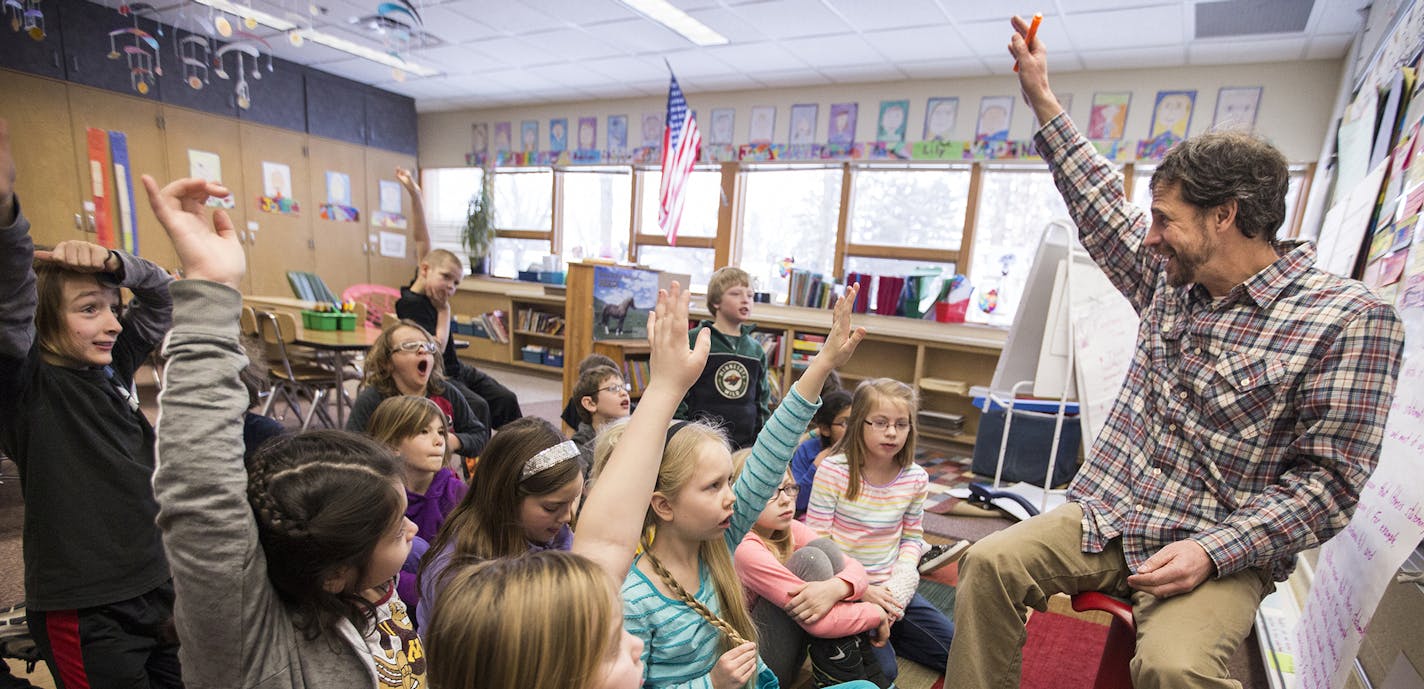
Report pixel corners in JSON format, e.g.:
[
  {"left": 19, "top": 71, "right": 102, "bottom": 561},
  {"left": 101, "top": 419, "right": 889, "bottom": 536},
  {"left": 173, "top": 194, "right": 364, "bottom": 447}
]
[{"left": 0, "top": 70, "right": 83, "bottom": 248}]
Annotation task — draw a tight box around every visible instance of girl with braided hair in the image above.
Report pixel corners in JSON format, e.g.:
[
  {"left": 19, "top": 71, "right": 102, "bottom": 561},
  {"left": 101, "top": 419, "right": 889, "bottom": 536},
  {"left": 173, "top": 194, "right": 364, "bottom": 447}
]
[
  {"left": 145, "top": 173, "right": 423, "bottom": 688},
  {"left": 595, "top": 284, "right": 867, "bottom": 689}
]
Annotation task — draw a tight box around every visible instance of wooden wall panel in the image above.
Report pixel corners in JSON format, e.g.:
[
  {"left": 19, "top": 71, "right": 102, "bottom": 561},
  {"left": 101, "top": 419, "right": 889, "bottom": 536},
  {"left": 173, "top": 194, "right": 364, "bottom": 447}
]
[
  {"left": 238, "top": 122, "right": 314, "bottom": 296},
  {"left": 362, "top": 147, "right": 418, "bottom": 288},
  {"left": 308, "top": 136, "right": 371, "bottom": 294},
  {"left": 0, "top": 70, "right": 82, "bottom": 248},
  {"left": 160, "top": 106, "right": 249, "bottom": 292}
]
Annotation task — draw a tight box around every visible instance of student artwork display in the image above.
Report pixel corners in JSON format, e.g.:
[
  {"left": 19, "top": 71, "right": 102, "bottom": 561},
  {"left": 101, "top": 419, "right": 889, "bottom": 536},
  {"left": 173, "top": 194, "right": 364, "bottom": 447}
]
[
  {"left": 378, "top": 230, "right": 407, "bottom": 258},
  {"left": 607, "top": 115, "right": 628, "bottom": 152},
  {"left": 320, "top": 171, "right": 359, "bottom": 222},
  {"left": 592, "top": 265, "right": 657, "bottom": 340},
  {"left": 1212, "top": 86, "right": 1262, "bottom": 132},
  {"left": 5, "top": 0, "right": 46, "bottom": 40},
  {"left": 923, "top": 97, "right": 958, "bottom": 141},
  {"left": 640, "top": 112, "right": 663, "bottom": 148},
  {"left": 472, "top": 123, "right": 488, "bottom": 155},
  {"left": 709, "top": 108, "right": 735, "bottom": 145},
  {"left": 494, "top": 122, "right": 512, "bottom": 154},
  {"left": 572, "top": 117, "right": 600, "bottom": 163},
  {"left": 258, "top": 161, "right": 298, "bottom": 215},
  {"left": 876, "top": 100, "right": 908, "bottom": 144},
  {"left": 1088, "top": 92, "right": 1131, "bottom": 140},
  {"left": 371, "top": 179, "right": 406, "bottom": 229},
  {"left": 187, "top": 149, "right": 235, "bottom": 209},
  {"left": 748, "top": 106, "right": 776, "bottom": 144},
  {"left": 549, "top": 118, "right": 568, "bottom": 153},
  {"left": 1138, "top": 90, "right": 1196, "bottom": 160},
  {"left": 828, "top": 103, "right": 857, "bottom": 147},
  {"left": 974, "top": 96, "right": 1014, "bottom": 158},
  {"left": 789, "top": 104, "right": 817, "bottom": 145}
]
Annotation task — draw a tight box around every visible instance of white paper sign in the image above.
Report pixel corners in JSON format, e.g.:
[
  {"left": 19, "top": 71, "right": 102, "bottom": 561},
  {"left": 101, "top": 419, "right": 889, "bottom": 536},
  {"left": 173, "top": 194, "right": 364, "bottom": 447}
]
[{"left": 378, "top": 231, "right": 406, "bottom": 258}]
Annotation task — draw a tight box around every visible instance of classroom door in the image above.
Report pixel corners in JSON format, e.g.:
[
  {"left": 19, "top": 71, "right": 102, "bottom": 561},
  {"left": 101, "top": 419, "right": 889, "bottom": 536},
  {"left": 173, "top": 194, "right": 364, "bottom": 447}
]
[
  {"left": 0, "top": 70, "right": 83, "bottom": 248},
  {"left": 160, "top": 107, "right": 251, "bottom": 293},
  {"left": 307, "top": 137, "right": 370, "bottom": 294},
  {"left": 364, "top": 147, "right": 418, "bottom": 288},
  {"left": 238, "top": 122, "right": 315, "bottom": 297},
  {"left": 66, "top": 83, "right": 174, "bottom": 270}
]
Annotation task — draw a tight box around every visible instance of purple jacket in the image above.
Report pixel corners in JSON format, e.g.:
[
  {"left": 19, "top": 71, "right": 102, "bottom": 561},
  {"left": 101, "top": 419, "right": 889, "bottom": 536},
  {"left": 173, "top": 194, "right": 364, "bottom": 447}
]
[{"left": 406, "top": 468, "right": 468, "bottom": 542}]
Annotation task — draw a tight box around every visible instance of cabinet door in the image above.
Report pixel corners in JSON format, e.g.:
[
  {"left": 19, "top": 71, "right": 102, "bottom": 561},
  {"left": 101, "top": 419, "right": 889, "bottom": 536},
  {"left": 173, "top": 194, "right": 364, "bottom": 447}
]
[
  {"left": 308, "top": 136, "right": 369, "bottom": 294},
  {"left": 0, "top": 70, "right": 82, "bottom": 247},
  {"left": 66, "top": 83, "right": 174, "bottom": 269},
  {"left": 160, "top": 106, "right": 250, "bottom": 292},
  {"left": 238, "top": 122, "right": 315, "bottom": 297},
  {"left": 363, "top": 147, "right": 418, "bottom": 288}
]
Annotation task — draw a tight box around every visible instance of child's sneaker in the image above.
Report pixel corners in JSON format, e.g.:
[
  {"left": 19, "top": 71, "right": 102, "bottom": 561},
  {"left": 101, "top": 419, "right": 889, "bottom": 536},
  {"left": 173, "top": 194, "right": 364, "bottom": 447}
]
[
  {"left": 808, "top": 635, "right": 865, "bottom": 688},
  {"left": 918, "top": 539, "right": 970, "bottom": 574}
]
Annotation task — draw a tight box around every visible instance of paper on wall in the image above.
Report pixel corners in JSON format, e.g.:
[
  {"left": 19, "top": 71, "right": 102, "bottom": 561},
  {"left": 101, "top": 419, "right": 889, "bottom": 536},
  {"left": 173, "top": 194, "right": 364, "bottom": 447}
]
[{"left": 378, "top": 231, "right": 406, "bottom": 258}]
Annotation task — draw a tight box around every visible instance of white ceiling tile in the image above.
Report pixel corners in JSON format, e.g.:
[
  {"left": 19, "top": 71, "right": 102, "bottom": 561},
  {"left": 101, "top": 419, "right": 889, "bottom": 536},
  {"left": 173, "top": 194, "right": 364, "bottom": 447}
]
[
  {"left": 1057, "top": 0, "right": 1179, "bottom": 13},
  {"left": 588, "top": 18, "right": 702, "bottom": 53},
  {"left": 1305, "top": 33, "right": 1355, "bottom": 60},
  {"left": 720, "top": 0, "right": 850, "bottom": 39},
  {"left": 683, "top": 7, "right": 771, "bottom": 43},
  {"left": 460, "top": 35, "right": 552, "bottom": 68},
  {"left": 781, "top": 34, "right": 885, "bottom": 67},
  {"left": 521, "top": 0, "right": 640, "bottom": 25},
  {"left": 897, "top": 60, "right": 992, "bottom": 79},
  {"left": 1077, "top": 45, "right": 1186, "bottom": 71},
  {"left": 661, "top": 50, "right": 737, "bottom": 78},
  {"left": 704, "top": 43, "right": 811, "bottom": 72},
  {"left": 938, "top": 0, "right": 1060, "bottom": 24},
  {"left": 578, "top": 55, "right": 668, "bottom": 82},
  {"left": 310, "top": 57, "right": 410, "bottom": 85},
  {"left": 751, "top": 69, "right": 833, "bottom": 88},
  {"left": 680, "top": 74, "right": 762, "bottom": 92},
  {"left": 412, "top": 44, "right": 508, "bottom": 73},
  {"left": 824, "top": 64, "right": 909, "bottom": 83},
  {"left": 667, "top": 0, "right": 722, "bottom": 9},
  {"left": 417, "top": 6, "right": 502, "bottom": 44},
  {"left": 957, "top": 19, "right": 1024, "bottom": 59},
  {"left": 1189, "top": 37, "right": 1309, "bottom": 65},
  {"left": 1062, "top": 5, "right": 1188, "bottom": 50},
  {"left": 1309, "top": 0, "right": 1368, "bottom": 34},
  {"left": 466, "top": 2, "right": 565, "bottom": 35},
  {"left": 825, "top": 0, "right": 947, "bottom": 32},
  {"left": 520, "top": 28, "right": 623, "bottom": 61},
  {"left": 863, "top": 25, "right": 977, "bottom": 63}
]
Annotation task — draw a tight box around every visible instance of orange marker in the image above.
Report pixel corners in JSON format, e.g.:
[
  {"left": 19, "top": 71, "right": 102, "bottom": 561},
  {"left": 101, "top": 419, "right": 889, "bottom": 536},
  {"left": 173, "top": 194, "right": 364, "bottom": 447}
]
[{"left": 1014, "top": 13, "right": 1043, "bottom": 73}]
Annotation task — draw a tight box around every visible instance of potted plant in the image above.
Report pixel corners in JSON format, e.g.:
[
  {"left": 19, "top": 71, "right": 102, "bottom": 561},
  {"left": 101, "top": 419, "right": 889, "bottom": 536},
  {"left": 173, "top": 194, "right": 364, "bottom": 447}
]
[{"left": 462, "top": 166, "right": 496, "bottom": 274}]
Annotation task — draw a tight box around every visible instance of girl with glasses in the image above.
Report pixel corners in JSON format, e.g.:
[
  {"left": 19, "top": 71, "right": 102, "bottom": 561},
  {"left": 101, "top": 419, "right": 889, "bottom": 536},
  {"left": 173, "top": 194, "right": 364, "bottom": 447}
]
[
  {"left": 347, "top": 320, "right": 489, "bottom": 474},
  {"left": 805, "top": 379, "right": 955, "bottom": 682}
]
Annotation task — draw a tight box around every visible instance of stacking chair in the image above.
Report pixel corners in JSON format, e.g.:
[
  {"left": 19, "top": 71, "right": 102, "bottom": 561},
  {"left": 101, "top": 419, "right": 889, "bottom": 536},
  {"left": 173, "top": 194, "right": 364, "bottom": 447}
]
[
  {"left": 257, "top": 311, "right": 342, "bottom": 430},
  {"left": 342, "top": 283, "right": 402, "bottom": 329},
  {"left": 1071, "top": 592, "right": 1136, "bottom": 689}
]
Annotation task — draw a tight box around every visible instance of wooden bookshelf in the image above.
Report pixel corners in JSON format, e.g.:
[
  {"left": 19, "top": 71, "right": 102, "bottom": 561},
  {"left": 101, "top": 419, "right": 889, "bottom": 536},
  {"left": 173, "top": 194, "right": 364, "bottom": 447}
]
[{"left": 593, "top": 339, "right": 651, "bottom": 399}]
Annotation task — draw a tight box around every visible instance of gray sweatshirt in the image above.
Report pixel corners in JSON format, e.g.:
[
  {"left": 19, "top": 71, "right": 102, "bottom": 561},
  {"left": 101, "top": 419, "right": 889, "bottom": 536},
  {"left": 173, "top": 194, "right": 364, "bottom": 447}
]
[{"left": 153, "top": 280, "right": 379, "bottom": 689}]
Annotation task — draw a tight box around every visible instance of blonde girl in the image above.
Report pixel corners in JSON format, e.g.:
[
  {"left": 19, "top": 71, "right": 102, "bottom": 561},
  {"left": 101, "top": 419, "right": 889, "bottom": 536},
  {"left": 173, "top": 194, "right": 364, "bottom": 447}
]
[
  {"left": 805, "top": 378, "right": 955, "bottom": 681},
  {"left": 733, "top": 459, "right": 890, "bottom": 688},
  {"left": 416, "top": 416, "right": 582, "bottom": 631},
  {"left": 347, "top": 319, "right": 489, "bottom": 469},
  {"left": 367, "top": 394, "right": 468, "bottom": 617},
  {"left": 146, "top": 175, "right": 424, "bottom": 688},
  {"left": 609, "top": 284, "right": 865, "bottom": 689}
]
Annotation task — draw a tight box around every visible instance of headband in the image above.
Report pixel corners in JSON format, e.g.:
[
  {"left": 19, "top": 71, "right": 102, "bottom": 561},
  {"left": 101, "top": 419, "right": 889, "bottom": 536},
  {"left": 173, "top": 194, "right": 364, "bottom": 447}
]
[
  {"left": 665, "top": 421, "right": 692, "bottom": 446},
  {"left": 521, "top": 440, "right": 580, "bottom": 479}
]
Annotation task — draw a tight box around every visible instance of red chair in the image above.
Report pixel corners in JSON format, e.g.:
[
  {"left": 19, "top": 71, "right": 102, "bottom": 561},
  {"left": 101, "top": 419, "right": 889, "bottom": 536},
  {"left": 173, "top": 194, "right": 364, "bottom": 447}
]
[
  {"left": 1071, "top": 592, "right": 1136, "bottom": 689},
  {"left": 342, "top": 284, "right": 402, "bottom": 329}
]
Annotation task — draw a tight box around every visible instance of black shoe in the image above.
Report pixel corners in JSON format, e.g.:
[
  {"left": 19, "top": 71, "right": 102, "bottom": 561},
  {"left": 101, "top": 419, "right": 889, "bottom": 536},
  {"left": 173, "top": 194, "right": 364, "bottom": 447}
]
[
  {"left": 808, "top": 635, "right": 865, "bottom": 688},
  {"left": 855, "top": 634, "right": 894, "bottom": 689},
  {"left": 919, "top": 540, "right": 970, "bottom": 574}
]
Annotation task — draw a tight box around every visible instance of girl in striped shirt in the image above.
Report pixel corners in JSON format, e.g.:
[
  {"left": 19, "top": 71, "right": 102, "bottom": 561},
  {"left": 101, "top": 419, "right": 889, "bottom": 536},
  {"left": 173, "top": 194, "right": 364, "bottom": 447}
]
[{"left": 805, "top": 379, "right": 955, "bottom": 681}]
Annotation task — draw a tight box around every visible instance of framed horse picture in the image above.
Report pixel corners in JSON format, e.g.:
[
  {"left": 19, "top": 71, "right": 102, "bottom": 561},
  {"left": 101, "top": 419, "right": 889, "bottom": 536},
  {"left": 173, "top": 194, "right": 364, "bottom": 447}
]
[{"left": 592, "top": 265, "right": 660, "bottom": 340}]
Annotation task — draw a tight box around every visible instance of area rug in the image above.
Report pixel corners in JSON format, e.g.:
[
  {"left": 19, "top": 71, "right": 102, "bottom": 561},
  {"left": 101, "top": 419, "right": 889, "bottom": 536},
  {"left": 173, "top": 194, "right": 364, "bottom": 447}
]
[
  {"left": 927, "top": 611, "right": 1107, "bottom": 689},
  {"left": 915, "top": 447, "right": 977, "bottom": 495}
]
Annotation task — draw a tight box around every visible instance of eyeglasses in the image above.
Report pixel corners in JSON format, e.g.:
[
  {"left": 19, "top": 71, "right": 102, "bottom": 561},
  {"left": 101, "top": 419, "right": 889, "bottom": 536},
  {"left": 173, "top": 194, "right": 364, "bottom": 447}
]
[
  {"left": 767, "top": 484, "right": 800, "bottom": 503},
  {"left": 395, "top": 340, "right": 439, "bottom": 354},
  {"left": 865, "top": 418, "right": 911, "bottom": 432},
  {"left": 599, "top": 383, "right": 632, "bottom": 395}
]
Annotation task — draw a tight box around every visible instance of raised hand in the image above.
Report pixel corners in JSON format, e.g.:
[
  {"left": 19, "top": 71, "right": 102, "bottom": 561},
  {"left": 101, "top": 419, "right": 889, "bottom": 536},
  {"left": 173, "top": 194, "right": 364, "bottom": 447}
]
[
  {"left": 646, "top": 281, "right": 710, "bottom": 398},
  {"left": 1007, "top": 14, "right": 1061, "bottom": 125},
  {"left": 812, "top": 282, "right": 867, "bottom": 371},
  {"left": 141, "top": 175, "right": 245, "bottom": 290},
  {"left": 34, "top": 241, "right": 120, "bottom": 273},
  {"left": 395, "top": 166, "right": 420, "bottom": 194}
]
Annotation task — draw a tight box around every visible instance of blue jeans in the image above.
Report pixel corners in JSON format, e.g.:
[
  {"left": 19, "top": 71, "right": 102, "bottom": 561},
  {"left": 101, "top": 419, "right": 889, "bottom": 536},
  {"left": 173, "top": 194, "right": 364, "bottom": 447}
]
[{"left": 869, "top": 592, "right": 955, "bottom": 679}]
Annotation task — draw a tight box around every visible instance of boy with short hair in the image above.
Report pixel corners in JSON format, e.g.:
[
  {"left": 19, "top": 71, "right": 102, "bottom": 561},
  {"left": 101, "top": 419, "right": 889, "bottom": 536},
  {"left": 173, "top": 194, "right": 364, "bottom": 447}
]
[
  {"left": 569, "top": 364, "right": 630, "bottom": 474},
  {"left": 394, "top": 168, "right": 522, "bottom": 429},
  {"left": 675, "top": 266, "right": 769, "bottom": 448}
]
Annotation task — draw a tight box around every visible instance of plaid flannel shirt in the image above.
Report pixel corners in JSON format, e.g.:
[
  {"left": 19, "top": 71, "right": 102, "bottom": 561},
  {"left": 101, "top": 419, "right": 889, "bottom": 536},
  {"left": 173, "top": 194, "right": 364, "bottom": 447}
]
[{"left": 1035, "top": 113, "right": 1405, "bottom": 582}]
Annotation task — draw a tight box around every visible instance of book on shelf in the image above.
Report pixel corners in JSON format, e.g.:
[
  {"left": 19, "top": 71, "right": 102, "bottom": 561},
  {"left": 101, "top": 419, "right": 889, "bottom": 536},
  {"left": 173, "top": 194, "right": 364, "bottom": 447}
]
[
  {"left": 750, "top": 330, "right": 785, "bottom": 368},
  {"left": 517, "top": 308, "right": 566, "bottom": 335},
  {"left": 787, "top": 269, "right": 836, "bottom": 308},
  {"left": 622, "top": 357, "right": 651, "bottom": 397},
  {"left": 479, "top": 310, "right": 509, "bottom": 343}
]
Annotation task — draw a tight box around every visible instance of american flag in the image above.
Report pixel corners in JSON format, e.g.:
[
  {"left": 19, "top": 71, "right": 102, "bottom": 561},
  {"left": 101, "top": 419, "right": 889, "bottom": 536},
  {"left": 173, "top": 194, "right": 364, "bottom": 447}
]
[{"left": 658, "top": 72, "right": 700, "bottom": 246}]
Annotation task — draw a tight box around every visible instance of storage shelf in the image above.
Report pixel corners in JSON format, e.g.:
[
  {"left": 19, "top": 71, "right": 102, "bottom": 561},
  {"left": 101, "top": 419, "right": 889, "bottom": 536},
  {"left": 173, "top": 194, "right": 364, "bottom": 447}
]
[
  {"left": 508, "top": 359, "right": 563, "bottom": 375},
  {"left": 919, "top": 428, "right": 976, "bottom": 447},
  {"left": 919, "top": 377, "right": 970, "bottom": 396},
  {"left": 513, "top": 329, "right": 564, "bottom": 341}
]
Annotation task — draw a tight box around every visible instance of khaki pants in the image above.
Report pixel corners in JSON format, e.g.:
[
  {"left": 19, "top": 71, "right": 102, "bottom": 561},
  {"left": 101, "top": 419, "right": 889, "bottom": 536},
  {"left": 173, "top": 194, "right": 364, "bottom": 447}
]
[{"left": 945, "top": 503, "right": 1271, "bottom": 689}]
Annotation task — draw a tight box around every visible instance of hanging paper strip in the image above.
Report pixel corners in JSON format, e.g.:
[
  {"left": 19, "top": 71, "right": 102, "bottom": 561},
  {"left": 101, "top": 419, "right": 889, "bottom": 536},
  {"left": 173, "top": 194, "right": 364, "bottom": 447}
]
[
  {"left": 108, "top": 130, "right": 139, "bottom": 255},
  {"left": 86, "top": 128, "right": 116, "bottom": 248}
]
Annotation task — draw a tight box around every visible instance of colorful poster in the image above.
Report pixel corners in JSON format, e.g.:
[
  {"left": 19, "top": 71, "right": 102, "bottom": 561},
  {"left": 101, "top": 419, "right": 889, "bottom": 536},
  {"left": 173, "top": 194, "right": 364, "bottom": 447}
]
[
  {"left": 828, "top": 103, "right": 857, "bottom": 146},
  {"left": 472, "top": 123, "right": 488, "bottom": 155},
  {"left": 521, "top": 120, "right": 539, "bottom": 153},
  {"left": 108, "top": 131, "right": 138, "bottom": 254},
  {"left": 923, "top": 97, "right": 958, "bottom": 141},
  {"left": 593, "top": 265, "right": 658, "bottom": 340},
  {"left": 549, "top": 118, "right": 568, "bottom": 153},
  {"left": 710, "top": 108, "right": 735, "bottom": 145},
  {"left": 975, "top": 96, "right": 1013, "bottom": 143},
  {"left": 1088, "top": 92, "right": 1131, "bottom": 140},
  {"left": 1213, "top": 86, "right": 1262, "bottom": 132},
  {"left": 86, "top": 128, "right": 116, "bottom": 248},
  {"left": 576, "top": 116, "right": 597, "bottom": 152},
  {"left": 641, "top": 112, "right": 663, "bottom": 147},
  {"left": 494, "top": 121, "right": 512, "bottom": 154},
  {"left": 1139, "top": 90, "right": 1197, "bottom": 159},
  {"left": 749, "top": 106, "right": 776, "bottom": 144},
  {"left": 789, "top": 103, "right": 817, "bottom": 145},
  {"left": 259, "top": 161, "right": 298, "bottom": 215},
  {"left": 607, "top": 114, "right": 628, "bottom": 152},
  {"left": 320, "top": 171, "right": 358, "bottom": 222},
  {"left": 187, "top": 148, "right": 235, "bottom": 208},
  {"left": 372, "top": 179, "right": 406, "bottom": 228},
  {"left": 877, "top": 100, "right": 909, "bottom": 144}
]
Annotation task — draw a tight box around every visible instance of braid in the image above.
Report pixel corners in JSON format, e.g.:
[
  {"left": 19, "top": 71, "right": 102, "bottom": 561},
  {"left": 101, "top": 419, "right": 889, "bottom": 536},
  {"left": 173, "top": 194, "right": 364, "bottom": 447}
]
[{"left": 640, "top": 534, "right": 748, "bottom": 646}]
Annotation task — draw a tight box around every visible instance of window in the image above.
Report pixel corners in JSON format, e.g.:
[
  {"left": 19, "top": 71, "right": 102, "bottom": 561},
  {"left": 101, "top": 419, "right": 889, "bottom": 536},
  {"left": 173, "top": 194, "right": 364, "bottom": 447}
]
[
  {"left": 848, "top": 167, "right": 971, "bottom": 249},
  {"left": 637, "top": 168, "right": 723, "bottom": 238},
  {"left": 421, "top": 167, "right": 483, "bottom": 262},
  {"left": 560, "top": 167, "right": 631, "bottom": 262},
  {"left": 489, "top": 238, "right": 552, "bottom": 279},
  {"left": 844, "top": 256, "right": 957, "bottom": 316},
  {"left": 739, "top": 167, "right": 843, "bottom": 302},
  {"left": 493, "top": 168, "right": 553, "bottom": 231},
  {"left": 637, "top": 245, "right": 715, "bottom": 293},
  {"left": 971, "top": 167, "right": 1071, "bottom": 326}
]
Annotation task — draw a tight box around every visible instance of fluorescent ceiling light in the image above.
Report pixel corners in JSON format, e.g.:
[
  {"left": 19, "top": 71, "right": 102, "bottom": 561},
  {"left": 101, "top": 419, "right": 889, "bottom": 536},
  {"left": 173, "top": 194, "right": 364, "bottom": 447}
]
[
  {"left": 617, "top": 0, "right": 729, "bottom": 46},
  {"left": 189, "top": 0, "right": 439, "bottom": 78}
]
